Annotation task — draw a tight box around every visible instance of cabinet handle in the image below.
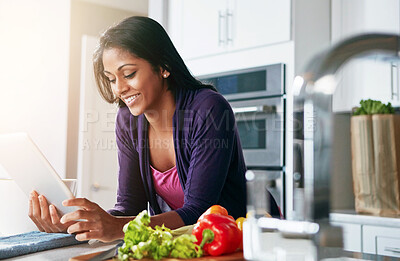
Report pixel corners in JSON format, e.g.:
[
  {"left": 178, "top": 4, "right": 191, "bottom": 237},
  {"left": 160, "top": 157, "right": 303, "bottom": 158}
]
[
  {"left": 218, "top": 11, "right": 225, "bottom": 46},
  {"left": 391, "top": 63, "right": 399, "bottom": 100},
  {"left": 232, "top": 105, "right": 276, "bottom": 115},
  {"left": 384, "top": 246, "right": 400, "bottom": 254},
  {"left": 226, "top": 9, "right": 234, "bottom": 45},
  {"left": 90, "top": 182, "right": 110, "bottom": 192}
]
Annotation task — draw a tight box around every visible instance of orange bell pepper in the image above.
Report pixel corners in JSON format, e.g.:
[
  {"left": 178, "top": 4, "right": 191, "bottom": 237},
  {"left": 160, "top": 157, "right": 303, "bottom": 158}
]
[{"left": 198, "top": 205, "right": 235, "bottom": 222}]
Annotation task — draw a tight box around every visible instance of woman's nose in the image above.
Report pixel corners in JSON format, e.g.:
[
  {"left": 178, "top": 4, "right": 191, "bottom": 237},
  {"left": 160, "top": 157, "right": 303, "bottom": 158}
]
[{"left": 113, "top": 79, "right": 129, "bottom": 96}]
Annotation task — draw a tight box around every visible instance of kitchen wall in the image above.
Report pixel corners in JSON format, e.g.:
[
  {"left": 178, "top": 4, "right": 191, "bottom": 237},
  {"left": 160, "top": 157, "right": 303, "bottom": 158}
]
[
  {"left": 0, "top": 1, "right": 144, "bottom": 181},
  {"left": 65, "top": 0, "right": 142, "bottom": 179},
  {"left": 0, "top": 0, "right": 71, "bottom": 236},
  {"left": 0, "top": 0, "right": 146, "bottom": 235},
  {"left": 0, "top": 0, "right": 71, "bottom": 178}
]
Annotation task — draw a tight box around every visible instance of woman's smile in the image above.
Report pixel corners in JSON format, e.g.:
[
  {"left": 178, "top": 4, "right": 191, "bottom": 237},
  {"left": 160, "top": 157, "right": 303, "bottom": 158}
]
[{"left": 123, "top": 93, "right": 141, "bottom": 106}]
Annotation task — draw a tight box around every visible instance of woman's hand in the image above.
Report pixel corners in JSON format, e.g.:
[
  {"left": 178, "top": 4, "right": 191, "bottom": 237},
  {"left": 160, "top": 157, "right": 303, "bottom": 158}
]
[
  {"left": 60, "top": 198, "right": 126, "bottom": 242},
  {"left": 28, "top": 190, "right": 75, "bottom": 233}
]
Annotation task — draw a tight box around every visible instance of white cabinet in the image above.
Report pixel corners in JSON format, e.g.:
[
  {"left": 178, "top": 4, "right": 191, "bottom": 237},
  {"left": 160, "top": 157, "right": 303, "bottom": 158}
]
[
  {"left": 331, "top": 0, "right": 400, "bottom": 112},
  {"left": 232, "top": 0, "right": 291, "bottom": 51},
  {"left": 363, "top": 225, "right": 400, "bottom": 258},
  {"left": 330, "top": 222, "right": 362, "bottom": 252},
  {"left": 172, "top": 0, "right": 226, "bottom": 59},
  {"left": 168, "top": 0, "right": 291, "bottom": 60},
  {"left": 330, "top": 213, "right": 400, "bottom": 258}
]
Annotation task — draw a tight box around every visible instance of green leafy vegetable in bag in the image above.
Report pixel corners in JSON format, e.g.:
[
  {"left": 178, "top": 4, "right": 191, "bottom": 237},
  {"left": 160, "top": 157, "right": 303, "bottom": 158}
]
[{"left": 353, "top": 99, "right": 395, "bottom": 115}]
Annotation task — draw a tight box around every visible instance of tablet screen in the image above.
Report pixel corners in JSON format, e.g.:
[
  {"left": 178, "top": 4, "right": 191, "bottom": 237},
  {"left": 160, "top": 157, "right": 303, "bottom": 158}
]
[{"left": 0, "top": 132, "right": 78, "bottom": 215}]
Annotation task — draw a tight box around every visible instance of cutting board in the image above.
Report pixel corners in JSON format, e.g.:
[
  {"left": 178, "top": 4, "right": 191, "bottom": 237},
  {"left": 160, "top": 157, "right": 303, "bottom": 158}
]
[{"left": 69, "top": 250, "right": 244, "bottom": 261}]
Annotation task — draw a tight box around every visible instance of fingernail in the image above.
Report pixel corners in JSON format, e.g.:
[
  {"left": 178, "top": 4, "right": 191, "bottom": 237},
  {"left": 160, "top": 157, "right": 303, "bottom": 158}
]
[
  {"left": 62, "top": 200, "right": 67, "bottom": 206},
  {"left": 60, "top": 217, "right": 65, "bottom": 224},
  {"left": 38, "top": 195, "right": 43, "bottom": 201}
]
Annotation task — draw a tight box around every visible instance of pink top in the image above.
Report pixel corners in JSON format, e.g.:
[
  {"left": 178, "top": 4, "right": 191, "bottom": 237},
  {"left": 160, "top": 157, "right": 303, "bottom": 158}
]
[{"left": 150, "top": 165, "right": 184, "bottom": 210}]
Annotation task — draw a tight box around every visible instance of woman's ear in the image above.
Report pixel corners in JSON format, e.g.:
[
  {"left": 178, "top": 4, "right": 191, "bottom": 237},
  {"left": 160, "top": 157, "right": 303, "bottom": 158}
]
[{"left": 161, "top": 68, "right": 170, "bottom": 79}]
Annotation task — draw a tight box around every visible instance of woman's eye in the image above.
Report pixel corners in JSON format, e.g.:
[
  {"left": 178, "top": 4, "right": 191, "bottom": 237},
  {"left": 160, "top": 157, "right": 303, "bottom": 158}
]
[
  {"left": 108, "top": 78, "right": 116, "bottom": 84},
  {"left": 124, "top": 72, "right": 136, "bottom": 79}
]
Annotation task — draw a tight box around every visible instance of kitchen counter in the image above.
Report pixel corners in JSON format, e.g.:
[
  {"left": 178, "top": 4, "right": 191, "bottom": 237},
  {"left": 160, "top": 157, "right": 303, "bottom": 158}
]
[
  {"left": 244, "top": 228, "right": 397, "bottom": 261},
  {"left": 319, "top": 247, "right": 399, "bottom": 260},
  {"left": 3, "top": 240, "right": 116, "bottom": 261},
  {"left": 330, "top": 210, "right": 400, "bottom": 228},
  {"left": 329, "top": 210, "right": 400, "bottom": 258},
  {"left": 2, "top": 228, "right": 398, "bottom": 261},
  {"left": 2, "top": 241, "right": 396, "bottom": 261}
]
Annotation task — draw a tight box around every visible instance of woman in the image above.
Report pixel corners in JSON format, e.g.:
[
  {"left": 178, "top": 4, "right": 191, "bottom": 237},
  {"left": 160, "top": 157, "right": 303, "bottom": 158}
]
[{"left": 28, "top": 16, "right": 248, "bottom": 242}]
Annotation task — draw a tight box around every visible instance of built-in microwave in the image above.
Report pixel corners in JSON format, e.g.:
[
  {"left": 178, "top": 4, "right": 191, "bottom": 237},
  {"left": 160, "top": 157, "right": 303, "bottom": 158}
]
[{"left": 200, "top": 63, "right": 285, "bottom": 101}]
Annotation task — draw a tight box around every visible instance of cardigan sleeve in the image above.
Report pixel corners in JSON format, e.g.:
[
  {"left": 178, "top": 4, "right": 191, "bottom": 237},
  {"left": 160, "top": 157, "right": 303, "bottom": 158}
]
[
  {"left": 107, "top": 108, "right": 148, "bottom": 216},
  {"left": 175, "top": 93, "right": 239, "bottom": 225}
]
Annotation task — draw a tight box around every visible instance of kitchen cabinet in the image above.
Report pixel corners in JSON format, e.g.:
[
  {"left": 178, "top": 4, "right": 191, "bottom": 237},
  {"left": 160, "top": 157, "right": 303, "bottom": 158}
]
[
  {"left": 331, "top": 0, "right": 400, "bottom": 112},
  {"left": 167, "top": 0, "right": 291, "bottom": 60},
  {"left": 363, "top": 225, "right": 400, "bottom": 258},
  {"left": 330, "top": 212, "right": 400, "bottom": 258},
  {"left": 330, "top": 221, "right": 362, "bottom": 252}
]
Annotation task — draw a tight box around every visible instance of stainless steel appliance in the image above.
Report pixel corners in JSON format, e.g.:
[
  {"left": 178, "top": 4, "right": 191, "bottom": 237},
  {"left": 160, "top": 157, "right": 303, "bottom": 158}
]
[
  {"left": 199, "top": 64, "right": 286, "bottom": 216},
  {"left": 242, "top": 33, "right": 400, "bottom": 261}
]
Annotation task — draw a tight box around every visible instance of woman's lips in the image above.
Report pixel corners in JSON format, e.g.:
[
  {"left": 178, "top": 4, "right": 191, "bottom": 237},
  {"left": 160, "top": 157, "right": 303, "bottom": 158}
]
[{"left": 124, "top": 93, "right": 141, "bottom": 106}]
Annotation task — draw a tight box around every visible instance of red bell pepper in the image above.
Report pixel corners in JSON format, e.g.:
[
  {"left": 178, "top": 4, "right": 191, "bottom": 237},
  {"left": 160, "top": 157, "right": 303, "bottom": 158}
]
[{"left": 192, "top": 213, "right": 242, "bottom": 256}]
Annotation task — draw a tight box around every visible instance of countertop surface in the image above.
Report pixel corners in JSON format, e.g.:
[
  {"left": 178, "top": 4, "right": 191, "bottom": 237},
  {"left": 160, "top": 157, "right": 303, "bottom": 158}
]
[
  {"left": 3, "top": 240, "right": 116, "bottom": 261},
  {"left": 2, "top": 228, "right": 398, "bottom": 261},
  {"left": 2, "top": 239, "right": 395, "bottom": 261},
  {"left": 330, "top": 210, "right": 400, "bottom": 228}
]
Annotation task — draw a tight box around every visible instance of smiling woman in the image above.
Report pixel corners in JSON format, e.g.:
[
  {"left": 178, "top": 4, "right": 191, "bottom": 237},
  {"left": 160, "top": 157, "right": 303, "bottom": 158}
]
[{"left": 27, "top": 16, "right": 254, "bottom": 243}]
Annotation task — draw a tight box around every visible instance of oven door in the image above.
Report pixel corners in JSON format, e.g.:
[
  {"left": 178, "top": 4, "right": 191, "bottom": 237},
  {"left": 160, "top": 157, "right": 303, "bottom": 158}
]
[{"left": 230, "top": 97, "right": 284, "bottom": 168}]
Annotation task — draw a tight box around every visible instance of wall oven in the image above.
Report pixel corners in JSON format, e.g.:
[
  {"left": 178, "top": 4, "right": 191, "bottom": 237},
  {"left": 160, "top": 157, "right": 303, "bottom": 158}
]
[{"left": 199, "top": 63, "right": 286, "bottom": 216}]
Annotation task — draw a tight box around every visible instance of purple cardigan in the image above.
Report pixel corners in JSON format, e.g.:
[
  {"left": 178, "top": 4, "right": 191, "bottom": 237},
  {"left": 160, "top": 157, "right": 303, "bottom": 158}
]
[{"left": 108, "top": 87, "right": 247, "bottom": 225}]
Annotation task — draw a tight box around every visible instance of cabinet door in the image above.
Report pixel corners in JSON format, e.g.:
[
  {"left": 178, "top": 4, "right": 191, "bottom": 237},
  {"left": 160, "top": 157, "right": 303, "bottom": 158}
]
[
  {"left": 178, "top": 0, "right": 227, "bottom": 60},
  {"left": 330, "top": 222, "right": 362, "bottom": 252},
  {"left": 168, "top": 0, "right": 291, "bottom": 60},
  {"left": 332, "top": 0, "right": 400, "bottom": 112},
  {"left": 232, "top": 0, "right": 291, "bottom": 50},
  {"left": 363, "top": 225, "right": 400, "bottom": 257}
]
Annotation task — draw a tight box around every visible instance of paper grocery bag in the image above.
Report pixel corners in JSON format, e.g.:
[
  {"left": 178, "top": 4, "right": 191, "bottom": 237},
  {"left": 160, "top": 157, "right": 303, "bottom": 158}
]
[{"left": 350, "top": 114, "right": 400, "bottom": 216}]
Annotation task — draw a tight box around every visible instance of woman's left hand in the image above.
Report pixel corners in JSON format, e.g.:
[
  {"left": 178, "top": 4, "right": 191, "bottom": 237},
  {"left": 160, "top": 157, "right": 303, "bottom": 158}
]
[{"left": 60, "top": 198, "right": 125, "bottom": 242}]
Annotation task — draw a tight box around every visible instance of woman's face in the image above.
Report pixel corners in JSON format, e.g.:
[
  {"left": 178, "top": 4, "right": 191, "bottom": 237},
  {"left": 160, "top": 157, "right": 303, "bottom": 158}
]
[{"left": 102, "top": 47, "right": 169, "bottom": 116}]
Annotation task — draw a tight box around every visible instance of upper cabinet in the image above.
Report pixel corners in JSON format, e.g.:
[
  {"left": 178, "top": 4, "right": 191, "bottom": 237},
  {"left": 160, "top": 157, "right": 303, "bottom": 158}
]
[
  {"left": 232, "top": 0, "right": 291, "bottom": 51},
  {"left": 167, "top": 0, "right": 291, "bottom": 60},
  {"left": 332, "top": 0, "right": 400, "bottom": 112}
]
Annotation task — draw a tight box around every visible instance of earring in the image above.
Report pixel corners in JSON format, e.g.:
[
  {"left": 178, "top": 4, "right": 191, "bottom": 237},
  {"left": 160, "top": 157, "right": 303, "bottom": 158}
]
[{"left": 163, "top": 73, "right": 168, "bottom": 78}]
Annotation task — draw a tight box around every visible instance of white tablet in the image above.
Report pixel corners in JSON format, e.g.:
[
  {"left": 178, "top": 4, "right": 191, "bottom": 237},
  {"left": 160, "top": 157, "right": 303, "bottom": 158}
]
[{"left": 0, "top": 132, "right": 78, "bottom": 215}]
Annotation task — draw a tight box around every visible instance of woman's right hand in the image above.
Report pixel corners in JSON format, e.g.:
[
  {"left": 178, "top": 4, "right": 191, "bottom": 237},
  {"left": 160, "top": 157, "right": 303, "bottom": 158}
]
[{"left": 28, "top": 190, "right": 75, "bottom": 233}]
